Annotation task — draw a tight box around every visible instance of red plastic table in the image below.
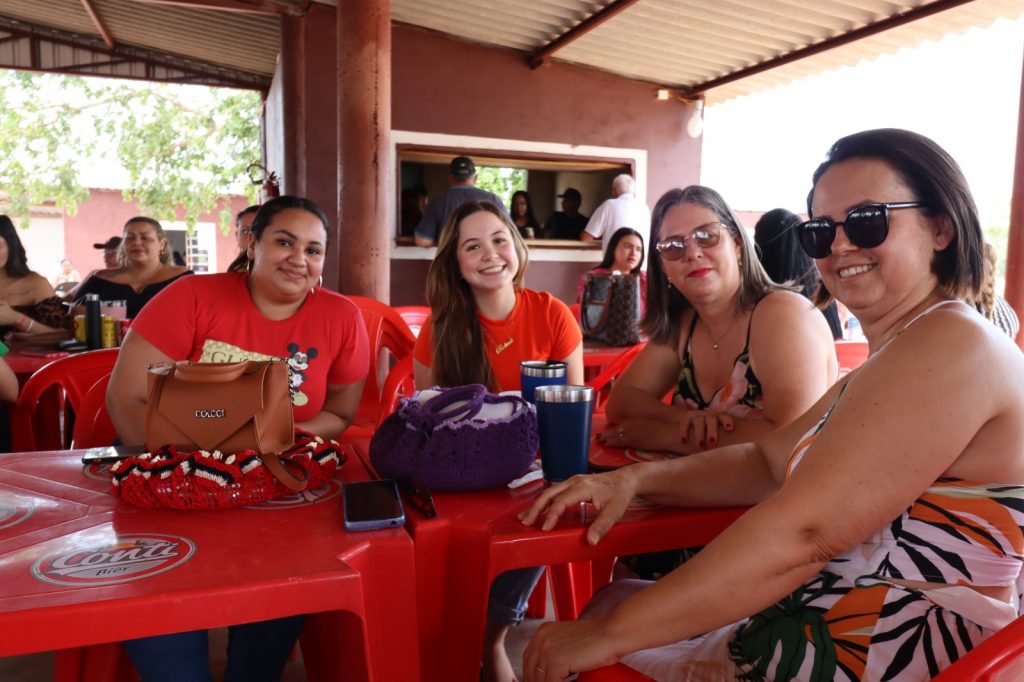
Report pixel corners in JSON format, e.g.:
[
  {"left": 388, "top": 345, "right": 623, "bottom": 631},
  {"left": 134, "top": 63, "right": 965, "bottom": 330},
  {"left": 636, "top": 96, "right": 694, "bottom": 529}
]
[
  {"left": 350, "top": 436, "right": 746, "bottom": 682},
  {"left": 0, "top": 444, "right": 419, "bottom": 681},
  {"left": 583, "top": 341, "right": 640, "bottom": 371}
]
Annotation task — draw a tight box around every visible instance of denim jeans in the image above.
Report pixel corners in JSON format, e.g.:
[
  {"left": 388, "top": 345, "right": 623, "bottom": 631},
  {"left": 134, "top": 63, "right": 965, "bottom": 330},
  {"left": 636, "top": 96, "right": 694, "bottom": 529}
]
[
  {"left": 487, "top": 566, "right": 546, "bottom": 626},
  {"left": 122, "top": 615, "right": 306, "bottom": 682}
]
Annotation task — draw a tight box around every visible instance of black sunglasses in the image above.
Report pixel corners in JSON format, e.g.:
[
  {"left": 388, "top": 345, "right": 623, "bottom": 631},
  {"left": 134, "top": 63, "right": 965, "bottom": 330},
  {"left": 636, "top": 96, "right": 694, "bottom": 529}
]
[
  {"left": 655, "top": 222, "right": 725, "bottom": 261},
  {"left": 398, "top": 476, "right": 436, "bottom": 518},
  {"left": 796, "top": 202, "right": 928, "bottom": 259}
]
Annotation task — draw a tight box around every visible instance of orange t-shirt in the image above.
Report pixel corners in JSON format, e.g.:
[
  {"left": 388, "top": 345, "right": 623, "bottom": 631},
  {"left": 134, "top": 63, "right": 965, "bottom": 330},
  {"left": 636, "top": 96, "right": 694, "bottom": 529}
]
[{"left": 413, "top": 288, "right": 582, "bottom": 391}]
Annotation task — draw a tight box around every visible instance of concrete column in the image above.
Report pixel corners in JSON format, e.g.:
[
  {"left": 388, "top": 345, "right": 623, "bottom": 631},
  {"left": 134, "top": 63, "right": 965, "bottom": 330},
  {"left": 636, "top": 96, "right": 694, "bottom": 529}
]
[
  {"left": 337, "top": 0, "right": 392, "bottom": 301},
  {"left": 1006, "top": 45, "right": 1024, "bottom": 349}
]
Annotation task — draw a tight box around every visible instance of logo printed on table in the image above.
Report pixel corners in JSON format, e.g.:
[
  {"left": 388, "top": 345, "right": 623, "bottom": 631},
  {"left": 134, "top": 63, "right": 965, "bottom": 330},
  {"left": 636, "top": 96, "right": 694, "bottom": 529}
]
[
  {"left": 0, "top": 504, "right": 34, "bottom": 530},
  {"left": 31, "top": 533, "right": 195, "bottom": 586},
  {"left": 82, "top": 462, "right": 116, "bottom": 485},
  {"left": 243, "top": 480, "right": 341, "bottom": 510}
]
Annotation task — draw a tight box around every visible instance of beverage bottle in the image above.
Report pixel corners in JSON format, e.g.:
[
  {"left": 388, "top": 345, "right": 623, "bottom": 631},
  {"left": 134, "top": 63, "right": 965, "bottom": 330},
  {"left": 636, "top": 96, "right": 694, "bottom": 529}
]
[{"left": 85, "top": 294, "right": 102, "bottom": 350}]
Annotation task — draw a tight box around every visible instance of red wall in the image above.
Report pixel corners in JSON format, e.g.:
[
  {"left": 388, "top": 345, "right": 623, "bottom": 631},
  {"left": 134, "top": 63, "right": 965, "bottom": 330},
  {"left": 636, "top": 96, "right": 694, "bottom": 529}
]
[
  {"left": 391, "top": 24, "right": 702, "bottom": 205},
  {"left": 62, "top": 190, "right": 249, "bottom": 274}
]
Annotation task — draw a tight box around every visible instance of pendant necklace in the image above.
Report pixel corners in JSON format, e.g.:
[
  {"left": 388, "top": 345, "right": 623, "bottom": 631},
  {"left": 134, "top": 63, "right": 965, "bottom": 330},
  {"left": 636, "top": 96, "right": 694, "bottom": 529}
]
[
  {"left": 484, "top": 327, "right": 514, "bottom": 354},
  {"left": 704, "top": 313, "right": 737, "bottom": 351}
]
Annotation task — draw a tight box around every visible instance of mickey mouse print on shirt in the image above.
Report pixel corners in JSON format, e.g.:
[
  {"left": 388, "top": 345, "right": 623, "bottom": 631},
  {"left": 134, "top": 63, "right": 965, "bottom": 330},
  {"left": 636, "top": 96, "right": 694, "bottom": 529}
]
[{"left": 198, "top": 338, "right": 320, "bottom": 409}]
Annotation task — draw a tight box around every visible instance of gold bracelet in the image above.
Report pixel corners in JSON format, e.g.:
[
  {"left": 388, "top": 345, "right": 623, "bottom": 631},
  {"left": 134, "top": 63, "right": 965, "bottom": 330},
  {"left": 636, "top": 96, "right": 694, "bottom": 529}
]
[{"left": 24, "top": 317, "right": 34, "bottom": 332}]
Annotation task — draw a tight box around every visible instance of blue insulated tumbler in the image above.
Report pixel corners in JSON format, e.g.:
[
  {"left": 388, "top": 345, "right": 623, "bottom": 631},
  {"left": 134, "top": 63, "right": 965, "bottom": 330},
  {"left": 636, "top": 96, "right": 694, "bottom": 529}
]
[
  {"left": 520, "top": 360, "right": 567, "bottom": 403},
  {"left": 535, "top": 385, "right": 594, "bottom": 482}
]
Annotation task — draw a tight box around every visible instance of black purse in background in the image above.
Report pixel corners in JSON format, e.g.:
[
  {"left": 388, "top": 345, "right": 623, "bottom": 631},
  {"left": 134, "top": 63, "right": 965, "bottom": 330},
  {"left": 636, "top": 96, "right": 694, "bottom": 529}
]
[{"left": 580, "top": 272, "right": 642, "bottom": 346}]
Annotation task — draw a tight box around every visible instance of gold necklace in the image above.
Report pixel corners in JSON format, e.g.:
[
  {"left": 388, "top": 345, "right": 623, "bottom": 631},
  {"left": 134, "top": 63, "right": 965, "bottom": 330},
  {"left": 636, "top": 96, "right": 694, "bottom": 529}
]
[
  {"left": 703, "top": 313, "right": 737, "bottom": 351},
  {"left": 483, "top": 327, "right": 514, "bottom": 354}
]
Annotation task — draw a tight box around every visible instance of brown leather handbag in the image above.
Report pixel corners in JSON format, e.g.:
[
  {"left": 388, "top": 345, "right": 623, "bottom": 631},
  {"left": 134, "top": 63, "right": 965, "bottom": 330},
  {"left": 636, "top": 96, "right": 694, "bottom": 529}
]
[{"left": 144, "top": 360, "right": 305, "bottom": 490}]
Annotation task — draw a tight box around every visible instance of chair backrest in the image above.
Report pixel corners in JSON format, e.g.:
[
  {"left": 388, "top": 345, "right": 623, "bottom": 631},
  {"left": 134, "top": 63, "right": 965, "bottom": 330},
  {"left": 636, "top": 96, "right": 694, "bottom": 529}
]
[
  {"left": 932, "top": 613, "right": 1024, "bottom": 681},
  {"left": 71, "top": 374, "right": 117, "bottom": 448},
  {"left": 11, "top": 348, "right": 119, "bottom": 451},
  {"left": 346, "top": 296, "right": 416, "bottom": 433},
  {"left": 835, "top": 340, "right": 869, "bottom": 377},
  {"left": 376, "top": 354, "right": 415, "bottom": 425},
  {"left": 393, "top": 305, "right": 430, "bottom": 338},
  {"left": 586, "top": 343, "right": 645, "bottom": 413}
]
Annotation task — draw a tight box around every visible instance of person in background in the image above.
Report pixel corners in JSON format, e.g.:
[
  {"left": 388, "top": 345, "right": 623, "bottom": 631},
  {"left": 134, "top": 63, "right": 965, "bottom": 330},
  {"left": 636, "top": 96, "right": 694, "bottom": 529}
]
[
  {"left": 576, "top": 227, "right": 647, "bottom": 313},
  {"left": 754, "top": 208, "right": 843, "bottom": 339},
  {"left": 228, "top": 205, "right": 261, "bottom": 273},
  {"left": 0, "top": 355, "right": 16, "bottom": 403},
  {"left": 0, "top": 215, "right": 69, "bottom": 336},
  {"left": 75, "top": 216, "right": 191, "bottom": 319},
  {"left": 510, "top": 190, "right": 541, "bottom": 239},
  {"left": 107, "top": 195, "right": 370, "bottom": 681},
  {"left": 521, "top": 128, "right": 1024, "bottom": 682},
  {"left": 413, "top": 200, "right": 583, "bottom": 682},
  {"left": 52, "top": 258, "right": 81, "bottom": 288},
  {"left": 94, "top": 236, "right": 123, "bottom": 269},
  {"left": 973, "top": 241, "right": 1019, "bottom": 340},
  {"left": 400, "top": 184, "right": 428, "bottom": 237},
  {"left": 581, "top": 174, "right": 651, "bottom": 258},
  {"left": 543, "top": 187, "right": 588, "bottom": 240},
  {"left": 414, "top": 156, "right": 506, "bottom": 247}
]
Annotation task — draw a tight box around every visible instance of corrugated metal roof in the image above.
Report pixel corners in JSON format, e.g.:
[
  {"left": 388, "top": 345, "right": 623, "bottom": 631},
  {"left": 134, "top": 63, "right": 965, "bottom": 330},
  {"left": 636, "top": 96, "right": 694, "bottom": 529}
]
[
  {"left": 0, "top": 1, "right": 1019, "bottom": 101},
  {"left": 391, "top": 0, "right": 1024, "bottom": 103}
]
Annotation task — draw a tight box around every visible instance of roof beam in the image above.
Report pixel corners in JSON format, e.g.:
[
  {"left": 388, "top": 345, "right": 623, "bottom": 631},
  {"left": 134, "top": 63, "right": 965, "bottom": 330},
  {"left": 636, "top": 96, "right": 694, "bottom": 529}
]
[
  {"left": 129, "top": 0, "right": 310, "bottom": 16},
  {"left": 685, "top": 0, "right": 979, "bottom": 96},
  {"left": 529, "top": 0, "right": 640, "bottom": 69},
  {"left": 80, "top": 0, "right": 116, "bottom": 50}
]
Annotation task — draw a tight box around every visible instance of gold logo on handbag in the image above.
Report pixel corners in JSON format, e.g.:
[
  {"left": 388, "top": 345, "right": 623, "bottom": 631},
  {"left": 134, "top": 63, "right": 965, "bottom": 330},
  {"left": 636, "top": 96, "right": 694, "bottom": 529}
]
[{"left": 144, "top": 360, "right": 305, "bottom": 491}]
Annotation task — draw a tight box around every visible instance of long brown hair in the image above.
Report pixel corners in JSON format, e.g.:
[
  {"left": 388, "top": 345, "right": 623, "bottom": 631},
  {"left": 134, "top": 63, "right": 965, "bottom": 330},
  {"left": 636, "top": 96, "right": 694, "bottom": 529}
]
[{"left": 426, "top": 201, "right": 529, "bottom": 389}]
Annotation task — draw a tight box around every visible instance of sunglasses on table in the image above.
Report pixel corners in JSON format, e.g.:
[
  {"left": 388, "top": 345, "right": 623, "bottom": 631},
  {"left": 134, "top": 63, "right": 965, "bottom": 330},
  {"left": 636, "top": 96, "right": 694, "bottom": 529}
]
[
  {"left": 655, "top": 222, "right": 725, "bottom": 261},
  {"left": 796, "top": 201, "right": 929, "bottom": 259}
]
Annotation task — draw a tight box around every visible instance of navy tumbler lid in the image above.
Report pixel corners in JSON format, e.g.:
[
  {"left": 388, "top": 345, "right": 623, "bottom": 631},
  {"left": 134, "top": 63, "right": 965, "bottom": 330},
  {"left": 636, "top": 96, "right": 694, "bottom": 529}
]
[
  {"left": 534, "top": 385, "right": 593, "bottom": 403},
  {"left": 521, "top": 360, "right": 567, "bottom": 378}
]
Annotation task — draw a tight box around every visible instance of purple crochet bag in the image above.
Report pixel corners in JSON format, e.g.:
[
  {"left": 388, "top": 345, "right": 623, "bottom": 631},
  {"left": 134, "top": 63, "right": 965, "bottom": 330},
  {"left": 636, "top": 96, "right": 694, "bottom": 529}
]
[{"left": 369, "top": 385, "right": 538, "bottom": 491}]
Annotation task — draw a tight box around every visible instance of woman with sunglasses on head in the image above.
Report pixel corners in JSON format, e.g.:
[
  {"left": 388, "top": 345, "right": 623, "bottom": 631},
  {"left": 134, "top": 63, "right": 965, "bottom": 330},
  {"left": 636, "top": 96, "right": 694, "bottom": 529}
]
[
  {"left": 520, "top": 129, "right": 1024, "bottom": 682},
  {"left": 107, "top": 196, "right": 369, "bottom": 682},
  {"left": 596, "top": 185, "right": 837, "bottom": 456},
  {"left": 413, "top": 200, "right": 583, "bottom": 682}
]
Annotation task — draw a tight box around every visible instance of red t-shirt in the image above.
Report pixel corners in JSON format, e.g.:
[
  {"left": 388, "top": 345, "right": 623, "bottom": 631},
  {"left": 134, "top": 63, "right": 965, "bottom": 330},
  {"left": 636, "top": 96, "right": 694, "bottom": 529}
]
[
  {"left": 413, "top": 288, "right": 581, "bottom": 391},
  {"left": 131, "top": 272, "right": 369, "bottom": 422}
]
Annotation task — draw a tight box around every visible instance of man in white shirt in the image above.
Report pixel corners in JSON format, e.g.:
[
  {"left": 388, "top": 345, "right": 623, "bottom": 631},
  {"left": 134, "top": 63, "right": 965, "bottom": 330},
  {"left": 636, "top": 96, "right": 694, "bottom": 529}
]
[{"left": 580, "top": 174, "right": 651, "bottom": 266}]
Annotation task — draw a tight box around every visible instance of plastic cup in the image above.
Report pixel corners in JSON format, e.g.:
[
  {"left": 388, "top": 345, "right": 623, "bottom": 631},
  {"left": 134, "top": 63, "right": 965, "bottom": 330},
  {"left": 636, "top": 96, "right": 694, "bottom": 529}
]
[
  {"left": 535, "top": 385, "right": 594, "bottom": 482},
  {"left": 520, "top": 360, "right": 567, "bottom": 403}
]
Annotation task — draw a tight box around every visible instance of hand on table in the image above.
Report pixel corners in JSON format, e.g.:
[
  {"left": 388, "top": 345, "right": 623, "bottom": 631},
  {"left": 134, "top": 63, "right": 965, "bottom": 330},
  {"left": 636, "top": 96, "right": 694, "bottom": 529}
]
[
  {"left": 676, "top": 409, "right": 733, "bottom": 449},
  {"left": 522, "top": 616, "right": 619, "bottom": 682},
  {"left": 519, "top": 468, "right": 637, "bottom": 545}
]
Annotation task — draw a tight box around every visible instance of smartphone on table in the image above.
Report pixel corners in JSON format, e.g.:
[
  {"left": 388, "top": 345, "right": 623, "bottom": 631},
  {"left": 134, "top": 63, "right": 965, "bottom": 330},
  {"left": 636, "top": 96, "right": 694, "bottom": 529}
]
[{"left": 342, "top": 479, "right": 405, "bottom": 531}]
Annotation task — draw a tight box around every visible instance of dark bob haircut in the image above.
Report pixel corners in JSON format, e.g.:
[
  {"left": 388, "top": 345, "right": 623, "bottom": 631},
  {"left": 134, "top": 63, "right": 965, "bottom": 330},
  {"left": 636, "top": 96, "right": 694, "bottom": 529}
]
[
  {"left": 0, "top": 215, "right": 30, "bottom": 278},
  {"left": 807, "top": 128, "right": 983, "bottom": 304}
]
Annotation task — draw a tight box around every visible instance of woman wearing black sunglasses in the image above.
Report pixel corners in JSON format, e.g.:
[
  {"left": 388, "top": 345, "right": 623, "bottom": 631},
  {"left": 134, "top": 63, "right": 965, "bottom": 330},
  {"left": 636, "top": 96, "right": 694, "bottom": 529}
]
[
  {"left": 594, "top": 185, "right": 837, "bottom": 457},
  {"left": 521, "top": 129, "right": 1024, "bottom": 682}
]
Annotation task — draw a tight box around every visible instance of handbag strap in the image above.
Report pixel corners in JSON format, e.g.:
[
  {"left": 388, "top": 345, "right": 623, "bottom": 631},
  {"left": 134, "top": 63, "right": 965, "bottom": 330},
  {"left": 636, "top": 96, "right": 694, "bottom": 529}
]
[
  {"left": 418, "top": 384, "right": 488, "bottom": 425},
  {"left": 258, "top": 452, "right": 309, "bottom": 491}
]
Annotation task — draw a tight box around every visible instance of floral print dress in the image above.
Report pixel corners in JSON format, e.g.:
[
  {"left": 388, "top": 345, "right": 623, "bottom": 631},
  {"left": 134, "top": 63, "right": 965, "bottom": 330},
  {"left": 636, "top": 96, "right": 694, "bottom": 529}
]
[{"left": 586, "top": 388, "right": 1024, "bottom": 681}]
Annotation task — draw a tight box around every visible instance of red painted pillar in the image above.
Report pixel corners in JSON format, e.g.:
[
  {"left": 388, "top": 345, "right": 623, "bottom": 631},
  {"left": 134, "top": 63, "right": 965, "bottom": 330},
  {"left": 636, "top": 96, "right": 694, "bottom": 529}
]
[
  {"left": 1006, "top": 45, "right": 1024, "bottom": 349},
  {"left": 337, "top": 0, "right": 392, "bottom": 301}
]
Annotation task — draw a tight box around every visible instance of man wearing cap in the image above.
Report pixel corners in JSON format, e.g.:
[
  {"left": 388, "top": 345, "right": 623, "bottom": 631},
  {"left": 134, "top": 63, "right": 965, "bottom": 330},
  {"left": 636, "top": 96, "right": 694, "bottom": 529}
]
[
  {"left": 414, "top": 156, "right": 505, "bottom": 247},
  {"left": 94, "top": 236, "right": 123, "bottom": 269},
  {"left": 542, "top": 187, "right": 589, "bottom": 240},
  {"left": 581, "top": 174, "right": 651, "bottom": 268}
]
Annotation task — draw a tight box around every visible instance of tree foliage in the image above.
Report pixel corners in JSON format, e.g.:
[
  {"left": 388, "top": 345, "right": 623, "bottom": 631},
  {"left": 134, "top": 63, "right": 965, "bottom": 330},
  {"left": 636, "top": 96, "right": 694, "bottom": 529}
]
[
  {"left": 0, "top": 70, "right": 261, "bottom": 230},
  {"left": 475, "top": 166, "right": 527, "bottom": 210}
]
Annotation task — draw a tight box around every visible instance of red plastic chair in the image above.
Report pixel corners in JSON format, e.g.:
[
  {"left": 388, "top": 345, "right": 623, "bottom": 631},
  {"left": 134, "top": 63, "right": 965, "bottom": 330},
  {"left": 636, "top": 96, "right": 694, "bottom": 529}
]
[
  {"left": 835, "top": 340, "right": 869, "bottom": 377},
  {"left": 71, "top": 374, "right": 117, "bottom": 448},
  {"left": 345, "top": 296, "right": 416, "bottom": 438},
  {"left": 375, "top": 354, "right": 415, "bottom": 425},
  {"left": 11, "top": 348, "right": 119, "bottom": 451},
  {"left": 586, "top": 343, "right": 645, "bottom": 413},
  {"left": 932, "top": 612, "right": 1024, "bottom": 681},
  {"left": 393, "top": 305, "right": 430, "bottom": 338}
]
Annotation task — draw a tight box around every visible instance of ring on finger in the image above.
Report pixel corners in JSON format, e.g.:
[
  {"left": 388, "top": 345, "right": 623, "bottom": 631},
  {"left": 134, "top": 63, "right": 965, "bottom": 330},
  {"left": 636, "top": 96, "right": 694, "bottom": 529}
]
[{"left": 618, "top": 426, "right": 625, "bottom": 438}]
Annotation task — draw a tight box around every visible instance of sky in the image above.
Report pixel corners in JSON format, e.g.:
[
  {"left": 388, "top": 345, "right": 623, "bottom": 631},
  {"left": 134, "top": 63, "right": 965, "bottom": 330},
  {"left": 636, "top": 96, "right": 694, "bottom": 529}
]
[{"left": 700, "top": 15, "right": 1024, "bottom": 230}]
